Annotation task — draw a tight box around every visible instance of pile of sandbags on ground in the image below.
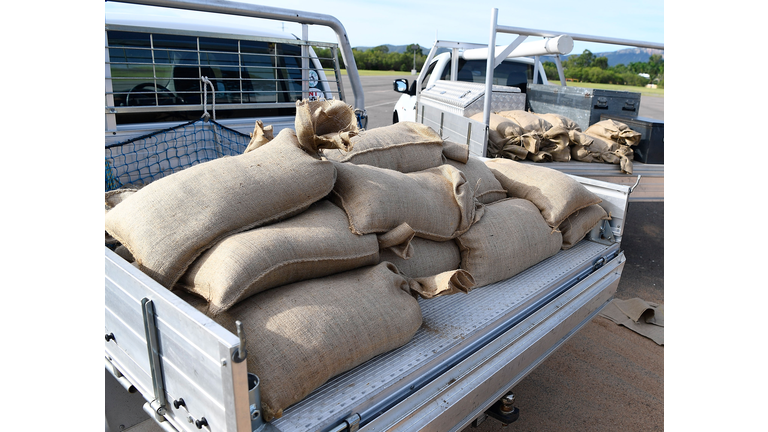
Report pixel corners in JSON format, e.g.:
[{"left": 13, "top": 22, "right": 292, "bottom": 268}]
[
  {"left": 475, "top": 109, "right": 641, "bottom": 174},
  {"left": 104, "top": 99, "right": 610, "bottom": 420}
]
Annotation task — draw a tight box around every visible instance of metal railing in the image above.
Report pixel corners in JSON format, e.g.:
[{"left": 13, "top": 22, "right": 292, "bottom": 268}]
[{"left": 106, "top": 0, "right": 367, "bottom": 130}]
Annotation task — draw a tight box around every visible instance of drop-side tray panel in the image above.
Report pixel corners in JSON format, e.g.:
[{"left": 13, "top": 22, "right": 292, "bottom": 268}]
[{"left": 105, "top": 247, "right": 251, "bottom": 432}]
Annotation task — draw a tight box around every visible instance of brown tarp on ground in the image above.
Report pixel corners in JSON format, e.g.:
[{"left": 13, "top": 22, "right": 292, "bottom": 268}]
[{"left": 599, "top": 297, "right": 664, "bottom": 345}]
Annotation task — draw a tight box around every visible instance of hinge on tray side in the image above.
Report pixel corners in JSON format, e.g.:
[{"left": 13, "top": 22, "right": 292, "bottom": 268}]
[
  {"left": 588, "top": 219, "right": 616, "bottom": 246},
  {"left": 142, "top": 298, "right": 168, "bottom": 417}
]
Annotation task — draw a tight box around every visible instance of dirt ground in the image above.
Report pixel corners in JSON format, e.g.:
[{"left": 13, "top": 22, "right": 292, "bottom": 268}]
[{"left": 461, "top": 201, "right": 664, "bottom": 432}]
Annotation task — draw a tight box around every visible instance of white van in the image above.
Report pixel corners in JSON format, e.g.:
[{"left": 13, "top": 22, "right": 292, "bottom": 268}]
[{"left": 105, "top": 7, "right": 343, "bottom": 145}]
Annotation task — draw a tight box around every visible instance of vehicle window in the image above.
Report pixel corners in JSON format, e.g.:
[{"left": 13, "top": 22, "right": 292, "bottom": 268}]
[
  {"left": 420, "top": 61, "right": 438, "bottom": 91},
  {"left": 440, "top": 59, "right": 533, "bottom": 92},
  {"left": 106, "top": 30, "right": 327, "bottom": 125}
]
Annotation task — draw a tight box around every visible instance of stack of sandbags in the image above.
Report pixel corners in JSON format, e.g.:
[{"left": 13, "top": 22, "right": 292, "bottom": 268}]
[
  {"left": 476, "top": 109, "right": 643, "bottom": 175},
  {"left": 485, "top": 158, "right": 608, "bottom": 250},
  {"left": 583, "top": 119, "right": 641, "bottom": 174},
  {"left": 104, "top": 127, "right": 339, "bottom": 289},
  {"left": 105, "top": 100, "right": 616, "bottom": 420}
]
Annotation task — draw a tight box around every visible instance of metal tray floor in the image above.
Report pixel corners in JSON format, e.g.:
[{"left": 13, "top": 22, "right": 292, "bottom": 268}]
[{"left": 271, "top": 240, "right": 613, "bottom": 431}]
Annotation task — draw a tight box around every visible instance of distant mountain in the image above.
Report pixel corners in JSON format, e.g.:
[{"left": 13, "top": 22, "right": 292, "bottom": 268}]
[
  {"left": 354, "top": 45, "right": 663, "bottom": 67},
  {"left": 561, "top": 48, "right": 664, "bottom": 67}
]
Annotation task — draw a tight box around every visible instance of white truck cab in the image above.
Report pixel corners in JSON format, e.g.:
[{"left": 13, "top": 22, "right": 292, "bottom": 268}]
[{"left": 392, "top": 52, "right": 547, "bottom": 124}]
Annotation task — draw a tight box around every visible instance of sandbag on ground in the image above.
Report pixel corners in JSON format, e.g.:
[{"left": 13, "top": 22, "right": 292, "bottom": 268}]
[
  {"left": 329, "top": 161, "right": 482, "bottom": 241},
  {"left": 104, "top": 128, "right": 337, "bottom": 289},
  {"left": 183, "top": 262, "right": 422, "bottom": 422},
  {"left": 455, "top": 198, "right": 563, "bottom": 288},
  {"left": 559, "top": 204, "right": 610, "bottom": 250},
  {"left": 177, "top": 200, "right": 381, "bottom": 315},
  {"left": 323, "top": 121, "right": 444, "bottom": 173},
  {"left": 445, "top": 156, "right": 507, "bottom": 204},
  {"left": 485, "top": 158, "right": 602, "bottom": 228}
]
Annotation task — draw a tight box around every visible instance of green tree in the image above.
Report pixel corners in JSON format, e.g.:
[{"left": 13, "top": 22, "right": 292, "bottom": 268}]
[{"left": 592, "top": 56, "right": 609, "bottom": 70}]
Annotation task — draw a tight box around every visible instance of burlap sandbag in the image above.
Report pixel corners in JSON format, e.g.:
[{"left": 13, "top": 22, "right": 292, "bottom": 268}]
[
  {"left": 496, "top": 110, "right": 571, "bottom": 162},
  {"left": 585, "top": 119, "right": 639, "bottom": 174},
  {"left": 536, "top": 112, "right": 581, "bottom": 132},
  {"left": 295, "top": 99, "right": 359, "bottom": 154},
  {"left": 585, "top": 119, "right": 641, "bottom": 147},
  {"left": 243, "top": 120, "right": 274, "bottom": 153},
  {"left": 182, "top": 262, "right": 422, "bottom": 422},
  {"left": 559, "top": 204, "right": 610, "bottom": 250},
  {"left": 456, "top": 198, "right": 563, "bottom": 288},
  {"left": 469, "top": 112, "right": 537, "bottom": 160},
  {"left": 329, "top": 161, "right": 482, "bottom": 241},
  {"left": 177, "top": 200, "right": 381, "bottom": 315},
  {"left": 323, "top": 121, "right": 444, "bottom": 173},
  {"left": 579, "top": 134, "right": 634, "bottom": 174},
  {"left": 104, "top": 129, "right": 337, "bottom": 289},
  {"left": 105, "top": 187, "right": 139, "bottom": 245},
  {"left": 407, "top": 269, "right": 475, "bottom": 299},
  {"left": 445, "top": 156, "right": 507, "bottom": 204},
  {"left": 442, "top": 140, "right": 470, "bottom": 163},
  {"left": 485, "top": 158, "right": 602, "bottom": 228},
  {"left": 379, "top": 237, "right": 461, "bottom": 279}
]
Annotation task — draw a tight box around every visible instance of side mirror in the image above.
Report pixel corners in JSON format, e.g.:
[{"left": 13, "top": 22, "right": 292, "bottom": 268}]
[{"left": 393, "top": 79, "right": 409, "bottom": 93}]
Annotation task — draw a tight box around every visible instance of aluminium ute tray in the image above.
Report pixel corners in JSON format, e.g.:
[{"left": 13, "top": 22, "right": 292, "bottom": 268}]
[
  {"left": 270, "top": 240, "right": 618, "bottom": 432},
  {"left": 419, "top": 80, "right": 525, "bottom": 118}
]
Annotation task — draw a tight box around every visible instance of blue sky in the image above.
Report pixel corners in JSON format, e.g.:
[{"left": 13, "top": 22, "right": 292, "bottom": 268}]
[{"left": 104, "top": 0, "right": 664, "bottom": 55}]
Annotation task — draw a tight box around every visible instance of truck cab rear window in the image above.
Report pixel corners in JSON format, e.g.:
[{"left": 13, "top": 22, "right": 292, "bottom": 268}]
[
  {"left": 440, "top": 59, "right": 534, "bottom": 92},
  {"left": 106, "top": 30, "right": 318, "bottom": 124}
]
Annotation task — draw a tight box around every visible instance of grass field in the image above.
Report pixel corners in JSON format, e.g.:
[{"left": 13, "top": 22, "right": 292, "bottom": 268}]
[
  {"left": 336, "top": 69, "right": 664, "bottom": 97},
  {"left": 335, "top": 69, "right": 416, "bottom": 77}
]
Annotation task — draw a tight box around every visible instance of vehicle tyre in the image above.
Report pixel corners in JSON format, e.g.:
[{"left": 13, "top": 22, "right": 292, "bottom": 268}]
[{"left": 393, "top": 111, "right": 399, "bottom": 124}]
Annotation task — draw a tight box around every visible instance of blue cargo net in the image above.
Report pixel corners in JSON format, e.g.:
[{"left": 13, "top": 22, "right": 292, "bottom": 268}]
[{"left": 105, "top": 118, "right": 251, "bottom": 192}]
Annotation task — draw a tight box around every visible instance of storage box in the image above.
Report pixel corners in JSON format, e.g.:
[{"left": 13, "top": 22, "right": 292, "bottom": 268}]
[
  {"left": 599, "top": 114, "right": 664, "bottom": 164},
  {"left": 526, "top": 84, "right": 641, "bottom": 131},
  {"left": 419, "top": 80, "right": 526, "bottom": 118}
]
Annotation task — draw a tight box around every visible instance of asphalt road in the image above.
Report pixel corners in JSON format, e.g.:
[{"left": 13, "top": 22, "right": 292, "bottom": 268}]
[{"left": 347, "top": 74, "right": 666, "bottom": 432}]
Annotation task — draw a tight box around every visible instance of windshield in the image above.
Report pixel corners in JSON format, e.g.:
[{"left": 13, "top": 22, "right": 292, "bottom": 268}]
[{"left": 440, "top": 58, "right": 534, "bottom": 92}]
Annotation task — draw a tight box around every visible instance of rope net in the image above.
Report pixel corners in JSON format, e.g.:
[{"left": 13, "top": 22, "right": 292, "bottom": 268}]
[{"left": 105, "top": 118, "right": 251, "bottom": 192}]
